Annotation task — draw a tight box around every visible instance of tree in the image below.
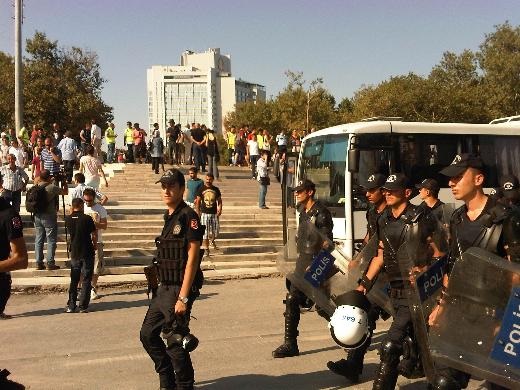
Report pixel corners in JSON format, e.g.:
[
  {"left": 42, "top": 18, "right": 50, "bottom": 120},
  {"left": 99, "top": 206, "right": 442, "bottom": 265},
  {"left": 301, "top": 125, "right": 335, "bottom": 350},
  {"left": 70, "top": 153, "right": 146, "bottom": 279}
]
[
  {"left": 478, "top": 22, "right": 520, "bottom": 117},
  {"left": 0, "top": 52, "right": 15, "bottom": 128},
  {"left": 0, "top": 31, "right": 113, "bottom": 135}
]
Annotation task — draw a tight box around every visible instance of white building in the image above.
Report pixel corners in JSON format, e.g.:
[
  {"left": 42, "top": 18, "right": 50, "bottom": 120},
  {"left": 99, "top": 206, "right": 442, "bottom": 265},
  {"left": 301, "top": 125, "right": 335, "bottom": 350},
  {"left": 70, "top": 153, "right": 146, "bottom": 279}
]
[{"left": 147, "top": 48, "right": 265, "bottom": 136}]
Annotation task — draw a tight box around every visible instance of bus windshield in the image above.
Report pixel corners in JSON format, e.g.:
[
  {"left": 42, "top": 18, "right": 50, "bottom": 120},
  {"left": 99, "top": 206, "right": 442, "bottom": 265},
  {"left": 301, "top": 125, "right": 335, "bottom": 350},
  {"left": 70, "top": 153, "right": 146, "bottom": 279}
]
[{"left": 299, "top": 134, "right": 347, "bottom": 208}]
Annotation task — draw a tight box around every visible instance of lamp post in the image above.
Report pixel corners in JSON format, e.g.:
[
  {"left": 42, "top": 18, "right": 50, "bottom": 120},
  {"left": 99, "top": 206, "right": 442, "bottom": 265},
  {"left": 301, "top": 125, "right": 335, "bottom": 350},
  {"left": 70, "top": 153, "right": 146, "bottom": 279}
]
[{"left": 14, "top": 0, "right": 24, "bottom": 133}]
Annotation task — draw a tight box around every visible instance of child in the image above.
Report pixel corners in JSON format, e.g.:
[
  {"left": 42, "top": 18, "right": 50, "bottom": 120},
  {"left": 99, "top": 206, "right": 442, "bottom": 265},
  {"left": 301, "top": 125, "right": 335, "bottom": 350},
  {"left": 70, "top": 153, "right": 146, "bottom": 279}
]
[{"left": 184, "top": 167, "right": 203, "bottom": 208}]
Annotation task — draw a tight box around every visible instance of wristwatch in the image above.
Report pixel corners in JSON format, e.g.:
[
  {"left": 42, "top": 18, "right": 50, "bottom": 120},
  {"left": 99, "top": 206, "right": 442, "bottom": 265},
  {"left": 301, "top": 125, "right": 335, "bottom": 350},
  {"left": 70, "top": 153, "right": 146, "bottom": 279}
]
[{"left": 178, "top": 295, "right": 188, "bottom": 304}]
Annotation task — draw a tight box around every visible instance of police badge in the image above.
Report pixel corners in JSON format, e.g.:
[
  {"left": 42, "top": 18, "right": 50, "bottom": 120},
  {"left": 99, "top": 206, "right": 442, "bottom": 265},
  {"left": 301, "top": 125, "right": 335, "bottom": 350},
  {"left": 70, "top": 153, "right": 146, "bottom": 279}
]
[{"left": 172, "top": 224, "right": 182, "bottom": 235}]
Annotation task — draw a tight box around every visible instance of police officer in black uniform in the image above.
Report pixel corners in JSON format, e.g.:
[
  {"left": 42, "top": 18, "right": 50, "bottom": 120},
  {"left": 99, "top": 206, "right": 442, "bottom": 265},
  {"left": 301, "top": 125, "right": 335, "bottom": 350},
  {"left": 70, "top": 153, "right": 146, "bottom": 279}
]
[
  {"left": 272, "top": 179, "right": 334, "bottom": 358},
  {"left": 497, "top": 174, "right": 520, "bottom": 208},
  {"left": 357, "top": 173, "right": 441, "bottom": 390},
  {"left": 428, "top": 154, "right": 520, "bottom": 390},
  {"left": 140, "top": 169, "right": 204, "bottom": 390},
  {"left": 0, "top": 173, "right": 28, "bottom": 387},
  {"left": 328, "top": 173, "right": 388, "bottom": 382}
]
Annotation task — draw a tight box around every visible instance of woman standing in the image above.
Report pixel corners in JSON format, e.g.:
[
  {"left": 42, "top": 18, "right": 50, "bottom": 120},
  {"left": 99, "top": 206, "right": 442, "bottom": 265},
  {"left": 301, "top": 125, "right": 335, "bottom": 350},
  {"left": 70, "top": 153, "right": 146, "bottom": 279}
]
[
  {"left": 150, "top": 130, "right": 165, "bottom": 174},
  {"left": 79, "top": 145, "right": 108, "bottom": 189},
  {"left": 205, "top": 128, "right": 220, "bottom": 179}
]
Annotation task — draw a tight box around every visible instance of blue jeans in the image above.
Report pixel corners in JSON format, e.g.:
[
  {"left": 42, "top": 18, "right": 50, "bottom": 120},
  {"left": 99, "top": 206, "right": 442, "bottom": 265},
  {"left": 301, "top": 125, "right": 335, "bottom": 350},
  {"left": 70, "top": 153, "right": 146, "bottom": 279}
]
[
  {"left": 259, "top": 183, "right": 268, "bottom": 207},
  {"left": 107, "top": 143, "right": 116, "bottom": 163},
  {"left": 193, "top": 144, "right": 205, "bottom": 172},
  {"left": 207, "top": 155, "right": 219, "bottom": 179},
  {"left": 34, "top": 213, "right": 58, "bottom": 265}
]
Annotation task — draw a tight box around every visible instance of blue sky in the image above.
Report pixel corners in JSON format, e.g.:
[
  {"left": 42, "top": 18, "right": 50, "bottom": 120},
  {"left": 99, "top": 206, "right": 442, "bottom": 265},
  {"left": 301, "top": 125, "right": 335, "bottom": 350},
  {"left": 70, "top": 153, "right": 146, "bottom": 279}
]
[{"left": 1, "top": 0, "right": 520, "bottom": 135}]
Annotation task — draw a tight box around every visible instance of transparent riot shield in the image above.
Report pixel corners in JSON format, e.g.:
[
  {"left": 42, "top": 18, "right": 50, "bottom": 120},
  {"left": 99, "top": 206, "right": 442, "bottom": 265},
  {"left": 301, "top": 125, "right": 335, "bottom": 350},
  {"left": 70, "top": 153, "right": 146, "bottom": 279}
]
[
  {"left": 398, "top": 220, "right": 449, "bottom": 383},
  {"left": 277, "top": 221, "right": 390, "bottom": 318},
  {"left": 428, "top": 247, "right": 520, "bottom": 388}
]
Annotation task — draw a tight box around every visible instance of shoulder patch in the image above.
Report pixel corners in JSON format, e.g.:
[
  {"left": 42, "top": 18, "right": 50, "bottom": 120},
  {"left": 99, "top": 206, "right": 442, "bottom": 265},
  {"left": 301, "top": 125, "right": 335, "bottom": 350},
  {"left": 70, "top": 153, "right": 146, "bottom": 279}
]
[
  {"left": 172, "top": 224, "right": 182, "bottom": 235},
  {"left": 190, "top": 219, "right": 199, "bottom": 230}
]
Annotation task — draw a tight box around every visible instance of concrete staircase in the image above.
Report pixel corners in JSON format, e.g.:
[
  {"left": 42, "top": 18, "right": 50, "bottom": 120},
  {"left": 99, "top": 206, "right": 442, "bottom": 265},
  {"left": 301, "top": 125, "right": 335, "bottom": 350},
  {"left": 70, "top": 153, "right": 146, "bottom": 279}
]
[{"left": 12, "top": 163, "right": 283, "bottom": 283}]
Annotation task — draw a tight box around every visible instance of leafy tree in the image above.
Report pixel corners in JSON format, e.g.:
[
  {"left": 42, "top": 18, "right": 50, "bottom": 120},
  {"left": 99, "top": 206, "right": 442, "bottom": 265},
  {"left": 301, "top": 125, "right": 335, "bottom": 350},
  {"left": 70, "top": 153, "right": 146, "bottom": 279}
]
[
  {"left": 478, "top": 22, "right": 520, "bottom": 117},
  {"left": 0, "top": 52, "right": 15, "bottom": 128}
]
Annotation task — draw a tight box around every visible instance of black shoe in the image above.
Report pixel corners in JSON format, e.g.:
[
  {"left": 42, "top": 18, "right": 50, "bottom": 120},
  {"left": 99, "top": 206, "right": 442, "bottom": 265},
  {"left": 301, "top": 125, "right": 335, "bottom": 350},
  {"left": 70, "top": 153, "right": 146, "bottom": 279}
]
[
  {"left": 46, "top": 264, "right": 60, "bottom": 271},
  {"left": 272, "top": 342, "right": 299, "bottom": 358},
  {"left": 327, "top": 359, "right": 361, "bottom": 383},
  {"left": 36, "top": 263, "right": 45, "bottom": 271},
  {"left": 79, "top": 308, "right": 89, "bottom": 313},
  {"left": 65, "top": 307, "right": 76, "bottom": 313}
]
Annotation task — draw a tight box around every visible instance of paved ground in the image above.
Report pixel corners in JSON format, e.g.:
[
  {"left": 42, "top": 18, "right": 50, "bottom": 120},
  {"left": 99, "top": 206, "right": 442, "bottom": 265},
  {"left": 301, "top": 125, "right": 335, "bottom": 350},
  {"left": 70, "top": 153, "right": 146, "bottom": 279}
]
[{"left": 1, "top": 278, "right": 484, "bottom": 390}]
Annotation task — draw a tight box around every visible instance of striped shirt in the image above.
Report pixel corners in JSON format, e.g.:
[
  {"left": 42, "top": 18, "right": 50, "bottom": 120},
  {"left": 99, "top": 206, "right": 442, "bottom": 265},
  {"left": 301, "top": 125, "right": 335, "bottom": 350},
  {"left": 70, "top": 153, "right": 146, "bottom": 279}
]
[
  {"left": 0, "top": 165, "right": 29, "bottom": 191},
  {"left": 41, "top": 147, "right": 61, "bottom": 175}
]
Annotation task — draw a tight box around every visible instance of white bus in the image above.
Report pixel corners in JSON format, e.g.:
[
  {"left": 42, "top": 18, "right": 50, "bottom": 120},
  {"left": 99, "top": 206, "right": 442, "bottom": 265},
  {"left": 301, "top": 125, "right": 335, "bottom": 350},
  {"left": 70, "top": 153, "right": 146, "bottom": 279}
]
[{"left": 294, "top": 119, "right": 520, "bottom": 258}]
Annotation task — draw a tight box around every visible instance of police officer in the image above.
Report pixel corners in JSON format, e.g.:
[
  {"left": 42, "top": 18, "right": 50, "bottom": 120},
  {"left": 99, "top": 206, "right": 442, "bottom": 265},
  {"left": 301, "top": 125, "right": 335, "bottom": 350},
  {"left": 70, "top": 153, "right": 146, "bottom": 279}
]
[
  {"left": 0, "top": 173, "right": 28, "bottom": 387},
  {"left": 140, "top": 169, "right": 204, "bottom": 390},
  {"left": 272, "top": 179, "right": 333, "bottom": 358},
  {"left": 416, "top": 178, "right": 445, "bottom": 222},
  {"left": 357, "top": 173, "right": 441, "bottom": 390},
  {"left": 497, "top": 174, "right": 520, "bottom": 208},
  {"left": 328, "top": 173, "right": 388, "bottom": 382},
  {"left": 429, "top": 154, "right": 520, "bottom": 390}
]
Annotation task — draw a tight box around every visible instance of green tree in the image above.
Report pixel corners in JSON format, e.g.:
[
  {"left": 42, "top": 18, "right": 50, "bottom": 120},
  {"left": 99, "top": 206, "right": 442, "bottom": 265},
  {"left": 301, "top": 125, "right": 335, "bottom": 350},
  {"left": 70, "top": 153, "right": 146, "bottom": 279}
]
[
  {"left": 478, "top": 22, "right": 520, "bottom": 117},
  {"left": 0, "top": 52, "right": 15, "bottom": 128}
]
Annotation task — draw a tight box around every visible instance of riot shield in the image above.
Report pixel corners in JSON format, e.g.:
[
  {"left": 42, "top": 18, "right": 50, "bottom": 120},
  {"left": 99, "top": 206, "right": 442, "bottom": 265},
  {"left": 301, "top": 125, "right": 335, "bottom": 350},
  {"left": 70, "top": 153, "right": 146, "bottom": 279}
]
[
  {"left": 397, "top": 221, "right": 449, "bottom": 383},
  {"left": 277, "top": 221, "right": 390, "bottom": 317},
  {"left": 428, "top": 247, "right": 520, "bottom": 388}
]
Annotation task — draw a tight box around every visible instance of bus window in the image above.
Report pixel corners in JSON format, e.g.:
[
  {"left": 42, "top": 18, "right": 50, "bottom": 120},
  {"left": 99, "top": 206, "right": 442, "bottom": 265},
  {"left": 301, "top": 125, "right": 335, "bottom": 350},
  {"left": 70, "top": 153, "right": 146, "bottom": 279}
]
[
  {"left": 478, "top": 135, "right": 520, "bottom": 188},
  {"left": 299, "top": 134, "right": 347, "bottom": 209}
]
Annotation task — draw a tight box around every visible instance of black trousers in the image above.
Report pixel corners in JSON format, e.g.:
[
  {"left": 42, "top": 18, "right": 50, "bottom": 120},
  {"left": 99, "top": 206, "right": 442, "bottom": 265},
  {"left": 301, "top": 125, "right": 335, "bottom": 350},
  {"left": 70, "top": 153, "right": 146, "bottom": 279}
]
[
  {"left": 152, "top": 157, "right": 162, "bottom": 173},
  {"left": 67, "top": 257, "right": 94, "bottom": 311},
  {"left": 140, "top": 285, "right": 195, "bottom": 390},
  {"left": 63, "top": 160, "right": 75, "bottom": 183},
  {"left": 0, "top": 273, "right": 11, "bottom": 314}
]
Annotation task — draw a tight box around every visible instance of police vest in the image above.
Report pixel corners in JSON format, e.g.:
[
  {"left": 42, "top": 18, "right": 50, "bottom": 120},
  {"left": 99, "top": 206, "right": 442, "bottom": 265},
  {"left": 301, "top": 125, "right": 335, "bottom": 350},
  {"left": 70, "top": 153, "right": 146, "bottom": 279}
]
[
  {"left": 105, "top": 127, "right": 116, "bottom": 144},
  {"left": 125, "top": 128, "right": 134, "bottom": 144},
  {"left": 227, "top": 132, "right": 236, "bottom": 148},
  {"left": 296, "top": 201, "right": 333, "bottom": 255}
]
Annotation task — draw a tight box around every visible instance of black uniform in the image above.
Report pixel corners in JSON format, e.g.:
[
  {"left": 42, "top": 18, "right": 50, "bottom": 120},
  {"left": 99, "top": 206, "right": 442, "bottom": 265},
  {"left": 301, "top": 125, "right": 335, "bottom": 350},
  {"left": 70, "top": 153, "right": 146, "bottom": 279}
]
[
  {"left": 273, "top": 200, "right": 333, "bottom": 358},
  {"left": 140, "top": 202, "right": 204, "bottom": 390},
  {"left": 0, "top": 198, "right": 23, "bottom": 315},
  {"left": 433, "top": 196, "right": 520, "bottom": 390},
  {"left": 373, "top": 203, "right": 437, "bottom": 390}
]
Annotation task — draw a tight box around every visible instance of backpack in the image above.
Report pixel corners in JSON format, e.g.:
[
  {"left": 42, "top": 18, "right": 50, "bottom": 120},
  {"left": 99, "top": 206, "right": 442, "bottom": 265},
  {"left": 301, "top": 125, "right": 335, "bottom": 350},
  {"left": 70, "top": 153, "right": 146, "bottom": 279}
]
[{"left": 25, "top": 183, "right": 50, "bottom": 214}]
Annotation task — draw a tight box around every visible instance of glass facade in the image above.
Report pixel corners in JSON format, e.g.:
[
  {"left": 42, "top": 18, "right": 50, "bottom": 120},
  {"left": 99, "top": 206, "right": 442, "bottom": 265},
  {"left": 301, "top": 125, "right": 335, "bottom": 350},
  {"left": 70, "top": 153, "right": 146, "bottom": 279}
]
[{"left": 164, "top": 82, "right": 208, "bottom": 126}]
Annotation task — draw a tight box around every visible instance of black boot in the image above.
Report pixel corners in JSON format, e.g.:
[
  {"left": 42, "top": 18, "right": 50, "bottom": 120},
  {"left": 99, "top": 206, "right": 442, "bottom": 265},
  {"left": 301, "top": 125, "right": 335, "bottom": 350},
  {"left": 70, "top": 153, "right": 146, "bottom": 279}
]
[
  {"left": 327, "top": 348, "right": 364, "bottom": 382},
  {"left": 272, "top": 314, "right": 299, "bottom": 358},
  {"left": 372, "top": 340, "right": 401, "bottom": 390}
]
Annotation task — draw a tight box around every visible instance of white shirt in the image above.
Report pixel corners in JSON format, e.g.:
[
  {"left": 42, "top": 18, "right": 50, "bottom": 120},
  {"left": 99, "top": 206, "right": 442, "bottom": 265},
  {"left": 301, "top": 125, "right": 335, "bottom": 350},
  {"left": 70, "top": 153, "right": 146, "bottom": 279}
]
[
  {"left": 247, "top": 139, "right": 259, "bottom": 156},
  {"left": 8, "top": 146, "right": 25, "bottom": 167},
  {"left": 276, "top": 133, "right": 287, "bottom": 146},
  {"left": 91, "top": 124, "right": 102, "bottom": 143},
  {"left": 84, "top": 203, "right": 107, "bottom": 243},
  {"left": 257, "top": 157, "right": 268, "bottom": 179}
]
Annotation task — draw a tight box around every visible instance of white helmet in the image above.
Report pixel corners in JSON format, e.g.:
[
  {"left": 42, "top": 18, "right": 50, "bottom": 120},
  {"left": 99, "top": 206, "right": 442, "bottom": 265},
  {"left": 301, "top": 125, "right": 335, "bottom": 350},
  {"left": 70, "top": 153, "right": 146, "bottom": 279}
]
[{"left": 328, "top": 290, "right": 371, "bottom": 349}]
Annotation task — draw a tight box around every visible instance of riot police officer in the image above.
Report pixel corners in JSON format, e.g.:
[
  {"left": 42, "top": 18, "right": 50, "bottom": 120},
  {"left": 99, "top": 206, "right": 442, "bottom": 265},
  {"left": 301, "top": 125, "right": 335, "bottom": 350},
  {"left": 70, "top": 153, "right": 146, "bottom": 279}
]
[
  {"left": 328, "top": 173, "right": 388, "bottom": 382},
  {"left": 272, "top": 179, "right": 333, "bottom": 358},
  {"left": 357, "top": 173, "right": 441, "bottom": 390},
  {"left": 429, "top": 154, "right": 520, "bottom": 390},
  {"left": 0, "top": 173, "right": 28, "bottom": 387},
  {"left": 140, "top": 169, "right": 204, "bottom": 390}
]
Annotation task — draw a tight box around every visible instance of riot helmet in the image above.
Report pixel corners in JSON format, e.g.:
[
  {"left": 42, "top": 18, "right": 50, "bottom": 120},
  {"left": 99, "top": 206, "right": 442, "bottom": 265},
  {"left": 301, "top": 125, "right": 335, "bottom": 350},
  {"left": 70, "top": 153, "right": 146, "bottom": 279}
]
[{"left": 328, "top": 290, "right": 371, "bottom": 349}]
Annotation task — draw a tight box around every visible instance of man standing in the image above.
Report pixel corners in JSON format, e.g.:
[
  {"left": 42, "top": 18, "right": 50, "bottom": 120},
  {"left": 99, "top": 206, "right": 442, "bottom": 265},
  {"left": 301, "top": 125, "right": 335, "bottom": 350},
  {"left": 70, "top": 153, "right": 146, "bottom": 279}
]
[
  {"left": 52, "top": 123, "right": 63, "bottom": 147},
  {"left": 428, "top": 154, "right": 520, "bottom": 390},
  {"left": 357, "top": 173, "right": 441, "bottom": 389},
  {"left": 57, "top": 131, "right": 78, "bottom": 183},
  {"left": 0, "top": 154, "right": 29, "bottom": 212},
  {"left": 124, "top": 121, "right": 134, "bottom": 163},
  {"left": 8, "top": 139, "right": 25, "bottom": 168},
  {"left": 65, "top": 198, "right": 97, "bottom": 313},
  {"left": 140, "top": 168, "right": 203, "bottom": 390},
  {"left": 327, "top": 173, "right": 387, "bottom": 382},
  {"left": 90, "top": 119, "right": 102, "bottom": 160},
  {"left": 40, "top": 137, "right": 62, "bottom": 178},
  {"left": 165, "top": 119, "right": 177, "bottom": 164},
  {"left": 190, "top": 124, "right": 206, "bottom": 173},
  {"left": 273, "top": 179, "right": 333, "bottom": 358},
  {"left": 184, "top": 167, "right": 203, "bottom": 209},
  {"left": 33, "top": 169, "right": 68, "bottom": 271},
  {"left": 226, "top": 126, "right": 237, "bottom": 166},
  {"left": 257, "top": 150, "right": 270, "bottom": 209},
  {"left": 80, "top": 122, "right": 92, "bottom": 155},
  {"left": 195, "top": 173, "right": 222, "bottom": 256},
  {"left": 133, "top": 123, "right": 147, "bottom": 164},
  {"left": 416, "top": 178, "right": 444, "bottom": 221},
  {"left": 105, "top": 123, "right": 117, "bottom": 163},
  {"left": 82, "top": 188, "right": 107, "bottom": 300},
  {"left": 246, "top": 130, "right": 260, "bottom": 179},
  {"left": 276, "top": 131, "right": 288, "bottom": 155},
  {"left": 68, "top": 173, "right": 108, "bottom": 207},
  {"left": 0, "top": 182, "right": 28, "bottom": 321}
]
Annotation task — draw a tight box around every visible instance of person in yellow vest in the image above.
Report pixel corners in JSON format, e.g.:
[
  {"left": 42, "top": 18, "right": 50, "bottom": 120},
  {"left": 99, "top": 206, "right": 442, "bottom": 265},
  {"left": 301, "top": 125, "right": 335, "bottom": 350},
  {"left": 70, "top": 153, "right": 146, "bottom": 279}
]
[
  {"left": 226, "top": 126, "right": 237, "bottom": 166},
  {"left": 257, "top": 128, "right": 264, "bottom": 150},
  {"left": 105, "top": 123, "right": 117, "bottom": 163},
  {"left": 123, "top": 121, "right": 134, "bottom": 163},
  {"left": 18, "top": 123, "right": 30, "bottom": 147}
]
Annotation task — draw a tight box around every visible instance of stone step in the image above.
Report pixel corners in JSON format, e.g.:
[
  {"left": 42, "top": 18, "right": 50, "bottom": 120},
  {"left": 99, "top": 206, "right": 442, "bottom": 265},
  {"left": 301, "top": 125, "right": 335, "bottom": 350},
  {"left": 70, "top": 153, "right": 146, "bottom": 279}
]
[
  {"left": 23, "top": 225, "right": 283, "bottom": 234},
  {"left": 105, "top": 200, "right": 283, "bottom": 206},
  {"left": 12, "top": 253, "right": 280, "bottom": 277}
]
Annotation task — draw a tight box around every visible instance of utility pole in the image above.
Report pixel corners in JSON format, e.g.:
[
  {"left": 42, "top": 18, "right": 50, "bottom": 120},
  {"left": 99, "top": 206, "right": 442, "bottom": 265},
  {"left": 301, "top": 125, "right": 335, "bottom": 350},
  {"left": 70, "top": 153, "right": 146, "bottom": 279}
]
[{"left": 14, "top": 0, "right": 24, "bottom": 132}]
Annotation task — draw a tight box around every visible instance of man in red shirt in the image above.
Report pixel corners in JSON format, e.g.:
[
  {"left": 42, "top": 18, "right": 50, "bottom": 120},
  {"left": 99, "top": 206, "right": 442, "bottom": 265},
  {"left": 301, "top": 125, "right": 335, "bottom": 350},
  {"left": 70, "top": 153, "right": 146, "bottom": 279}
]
[{"left": 133, "top": 123, "right": 147, "bottom": 164}]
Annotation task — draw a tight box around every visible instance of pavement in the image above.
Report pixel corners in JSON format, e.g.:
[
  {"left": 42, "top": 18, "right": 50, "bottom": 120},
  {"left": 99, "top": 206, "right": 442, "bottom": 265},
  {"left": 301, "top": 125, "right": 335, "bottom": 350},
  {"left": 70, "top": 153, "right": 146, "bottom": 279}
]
[{"left": 0, "top": 278, "right": 485, "bottom": 390}]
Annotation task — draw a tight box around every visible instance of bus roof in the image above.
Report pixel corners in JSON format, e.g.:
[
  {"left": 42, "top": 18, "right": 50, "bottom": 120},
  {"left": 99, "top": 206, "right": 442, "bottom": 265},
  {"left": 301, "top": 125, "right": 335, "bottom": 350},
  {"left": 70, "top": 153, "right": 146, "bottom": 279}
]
[{"left": 304, "top": 120, "right": 519, "bottom": 140}]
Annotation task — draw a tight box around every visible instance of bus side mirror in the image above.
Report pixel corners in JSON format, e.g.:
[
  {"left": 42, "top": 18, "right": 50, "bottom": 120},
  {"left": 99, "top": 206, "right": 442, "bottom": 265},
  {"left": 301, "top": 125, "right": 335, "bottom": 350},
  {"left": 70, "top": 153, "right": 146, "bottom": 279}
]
[{"left": 348, "top": 149, "right": 359, "bottom": 172}]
